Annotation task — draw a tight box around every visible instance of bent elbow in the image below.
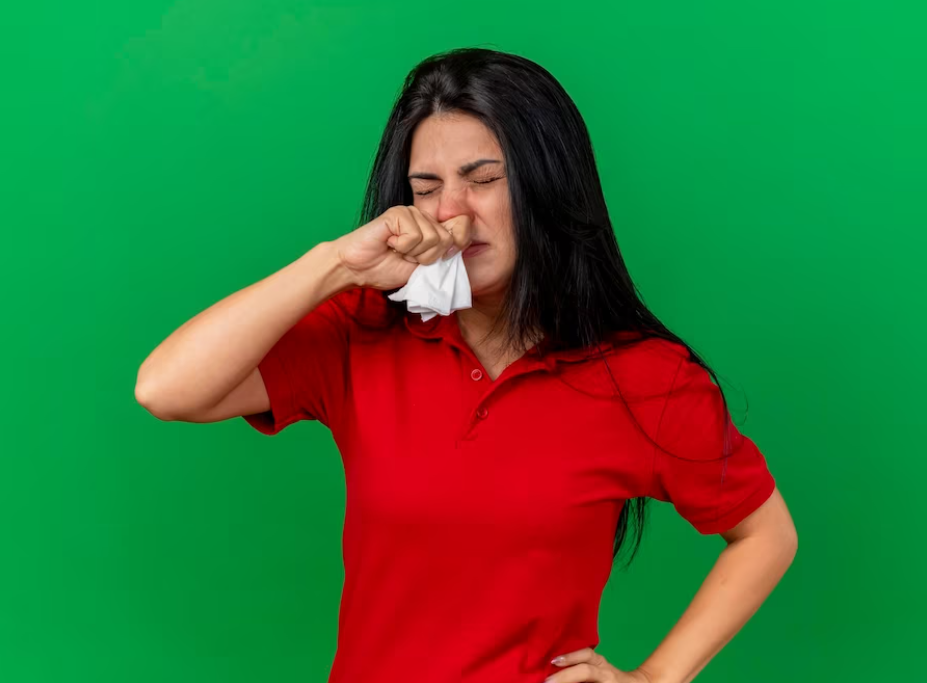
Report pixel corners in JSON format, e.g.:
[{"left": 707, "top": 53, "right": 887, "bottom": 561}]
[
  {"left": 786, "top": 523, "right": 799, "bottom": 561},
  {"left": 775, "top": 520, "right": 799, "bottom": 571},
  {"left": 135, "top": 379, "right": 182, "bottom": 422}
]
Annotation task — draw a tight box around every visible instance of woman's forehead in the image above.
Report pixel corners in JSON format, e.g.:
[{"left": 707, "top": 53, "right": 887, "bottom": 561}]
[{"left": 409, "top": 114, "right": 502, "bottom": 167}]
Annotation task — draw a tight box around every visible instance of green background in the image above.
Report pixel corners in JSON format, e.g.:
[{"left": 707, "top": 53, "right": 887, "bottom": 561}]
[{"left": 3, "top": 1, "right": 924, "bottom": 680}]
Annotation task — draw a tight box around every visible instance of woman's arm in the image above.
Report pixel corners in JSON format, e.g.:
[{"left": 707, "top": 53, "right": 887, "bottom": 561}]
[
  {"left": 135, "top": 240, "right": 357, "bottom": 421},
  {"left": 634, "top": 487, "right": 797, "bottom": 683}
]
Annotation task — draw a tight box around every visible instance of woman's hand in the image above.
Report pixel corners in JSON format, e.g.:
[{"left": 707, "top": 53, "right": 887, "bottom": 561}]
[
  {"left": 333, "top": 205, "right": 473, "bottom": 291},
  {"left": 545, "top": 647, "right": 654, "bottom": 683}
]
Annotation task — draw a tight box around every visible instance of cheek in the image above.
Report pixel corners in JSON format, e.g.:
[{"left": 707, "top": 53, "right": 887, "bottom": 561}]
[{"left": 479, "top": 191, "right": 513, "bottom": 234}]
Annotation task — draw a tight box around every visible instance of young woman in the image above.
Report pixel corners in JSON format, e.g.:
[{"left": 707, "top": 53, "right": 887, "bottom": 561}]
[{"left": 137, "top": 47, "right": 797, "bottom": 683}]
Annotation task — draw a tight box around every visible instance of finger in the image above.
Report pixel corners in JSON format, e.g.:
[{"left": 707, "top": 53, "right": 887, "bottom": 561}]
[
  {"left": 385, "top": 206, "right": 424, "bottom": 259},
  {"left": 415, "top": 207, "right": 460, "bottom": 260},
  {"left": 415, "top": 208, "right": 472, "bottom": 258},
  {"left": 551, "top": 647, "right": 600, "bottom": 667},
  {"left": 409, "top": 205, "right": 452, "bottom": 262},
  {"left": 406, "top": 205, "right": 451, "bottom": 264},
  {"left": 441, "top": 213, "right": 473, "bottom": 253},
  {"left": 544, "top": 662, "right": 600, "bottom": 683}
]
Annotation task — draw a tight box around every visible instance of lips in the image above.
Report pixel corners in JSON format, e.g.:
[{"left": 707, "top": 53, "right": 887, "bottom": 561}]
[{"left": 463, "top": 242, "right": 490, "bottom": 257}]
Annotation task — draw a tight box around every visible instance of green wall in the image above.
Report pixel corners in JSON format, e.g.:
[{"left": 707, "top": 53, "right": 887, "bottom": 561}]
[{"left": 4, "top": 1, "right": 924, "bottom": 680}]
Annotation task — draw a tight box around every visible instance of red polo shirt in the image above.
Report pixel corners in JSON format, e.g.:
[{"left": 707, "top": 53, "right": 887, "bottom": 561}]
[{"left": 243, "top": 287, "right": 776, "bottom": 683}]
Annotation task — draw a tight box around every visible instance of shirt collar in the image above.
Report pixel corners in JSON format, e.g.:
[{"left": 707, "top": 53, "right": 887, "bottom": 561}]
[{"left": 401, "top": 310, "right": 639, "bottom": 369}]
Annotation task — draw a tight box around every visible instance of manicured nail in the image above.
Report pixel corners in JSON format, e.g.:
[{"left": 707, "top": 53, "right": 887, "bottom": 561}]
[
  {"left": 443, "top": 246, "right": 457, "bottom": 259},
  {"left": 551, "top": 655, "right": 566, "bottom": 665}
]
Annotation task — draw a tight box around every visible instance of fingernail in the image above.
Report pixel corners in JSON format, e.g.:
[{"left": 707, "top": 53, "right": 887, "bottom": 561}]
[
  {"left": 443, "top": 246, "right": 457, "bottom": 259},
  {"left": 551, "top": 656, "right": 566, "bottom": 665}
]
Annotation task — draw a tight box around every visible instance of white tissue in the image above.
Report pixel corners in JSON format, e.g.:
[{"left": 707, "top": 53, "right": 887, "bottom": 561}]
[{"left": 387, "top": 250, "right": 472, "bottom": 321}]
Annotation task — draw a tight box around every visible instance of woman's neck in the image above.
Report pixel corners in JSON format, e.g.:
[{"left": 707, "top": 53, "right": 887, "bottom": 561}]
[{"left": 455, "top": 304, "right": 543, "bottom": 374}]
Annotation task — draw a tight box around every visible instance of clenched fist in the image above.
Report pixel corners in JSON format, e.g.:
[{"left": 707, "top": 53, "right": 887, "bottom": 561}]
[{"left": 334, "top": 205, "right": 473, "bottom": 291}]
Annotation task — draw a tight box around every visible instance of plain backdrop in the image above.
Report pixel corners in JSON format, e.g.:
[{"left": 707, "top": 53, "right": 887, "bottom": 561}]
[{"left": 2, "top": 1, "right": 925, "bottom": 681}]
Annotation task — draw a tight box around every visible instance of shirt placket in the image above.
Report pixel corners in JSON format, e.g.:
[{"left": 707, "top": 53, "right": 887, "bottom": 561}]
[{"left": 454, "top": 347, "right": 548, "bottom": 445}]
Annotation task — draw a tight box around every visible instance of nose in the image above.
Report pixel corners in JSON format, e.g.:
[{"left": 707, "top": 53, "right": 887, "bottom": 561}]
[{"left": 434, "top": 186, "right": 472, "bottom": 224}]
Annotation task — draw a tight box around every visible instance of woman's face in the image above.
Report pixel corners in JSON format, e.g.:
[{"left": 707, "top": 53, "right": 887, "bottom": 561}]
[{"left": 408, "top": 112, "right": 515, "bottom": 299}]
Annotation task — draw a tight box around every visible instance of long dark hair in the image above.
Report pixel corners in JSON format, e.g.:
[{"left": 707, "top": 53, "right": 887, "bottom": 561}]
[{"left": 356, "top": 47, "right": 741, "bottom": 568}]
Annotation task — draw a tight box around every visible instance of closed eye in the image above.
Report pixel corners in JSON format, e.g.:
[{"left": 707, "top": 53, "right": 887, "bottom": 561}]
[{"left": 413, "top": 177, "right": 502, "bottom": 196}]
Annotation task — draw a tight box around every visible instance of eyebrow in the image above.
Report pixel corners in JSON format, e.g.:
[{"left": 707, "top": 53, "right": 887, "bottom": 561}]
[{"left": 407, "top": 158, "right": 502, "bottom": 180}]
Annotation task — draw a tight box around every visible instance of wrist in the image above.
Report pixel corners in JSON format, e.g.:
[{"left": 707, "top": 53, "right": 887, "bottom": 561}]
[
  {"left": 305, "top": 239, "right": 362, "bottom": 296},
  {"left": 330, "top": 236, "right": 369, "bottom": 289},
  {"left": 631, "top": 663, "right": 676, "bottom": 683}
]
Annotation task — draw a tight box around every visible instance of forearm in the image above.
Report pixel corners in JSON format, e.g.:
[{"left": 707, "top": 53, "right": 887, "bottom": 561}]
[
  {"left": 135, "top": 240, "right": 357, "bottom": 418},
  {"left": 636, "top": 531, "right": 797, "bottom": 683}
]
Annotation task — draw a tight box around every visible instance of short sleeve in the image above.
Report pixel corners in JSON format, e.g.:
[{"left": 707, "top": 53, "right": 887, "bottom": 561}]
[
  {"left": 647, "top": 352, "right": 776, "bottom": 534},
  {"left": 242, "top": 290, "right": 355, "bottom": 436}
]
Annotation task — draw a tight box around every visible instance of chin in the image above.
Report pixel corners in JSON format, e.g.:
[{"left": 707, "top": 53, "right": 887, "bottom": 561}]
[
  {"left": 467, "top": 276, "right": 508, "bottom": 299},
  {"left": 465, "top": 258, "right": 513, "bottom": 295}
]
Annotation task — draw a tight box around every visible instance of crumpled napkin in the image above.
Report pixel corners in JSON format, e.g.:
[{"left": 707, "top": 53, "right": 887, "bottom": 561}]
[{"left": 387, "top": 250, "right": 472, "bottom": 321}]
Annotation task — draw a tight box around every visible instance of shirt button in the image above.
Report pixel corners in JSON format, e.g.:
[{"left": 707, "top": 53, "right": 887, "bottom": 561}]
[
  {"left": 476, "top": 407, "right": 489, "bottom": 419},
  {"left": 470, "top": 368, "right": 483, "bottom": 381}
]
